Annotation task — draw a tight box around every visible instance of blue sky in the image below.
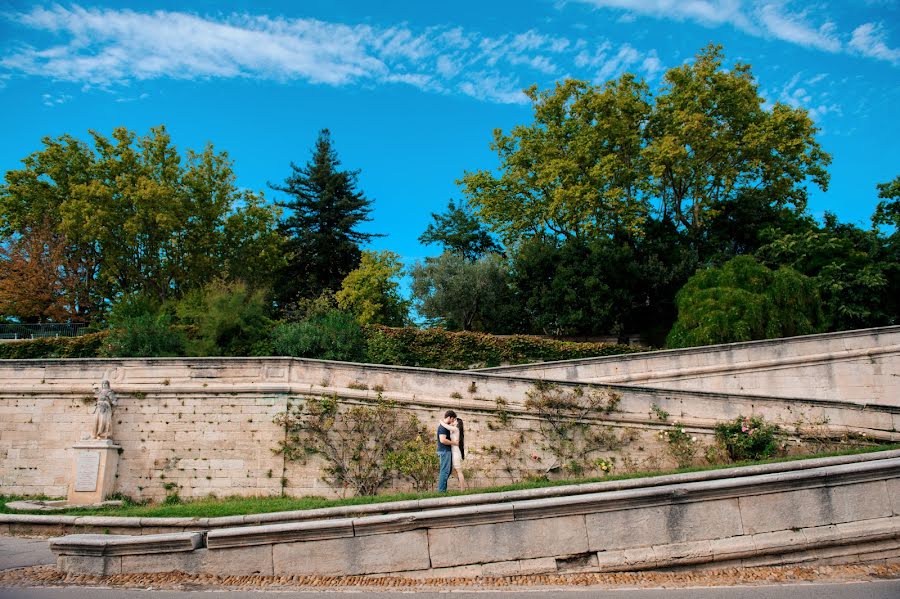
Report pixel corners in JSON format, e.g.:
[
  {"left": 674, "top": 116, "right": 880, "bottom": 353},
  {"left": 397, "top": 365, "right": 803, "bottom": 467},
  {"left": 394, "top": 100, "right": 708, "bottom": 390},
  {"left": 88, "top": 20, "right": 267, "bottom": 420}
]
[{"left": 1, "top": 0, "right": 898, "bottom": 268}]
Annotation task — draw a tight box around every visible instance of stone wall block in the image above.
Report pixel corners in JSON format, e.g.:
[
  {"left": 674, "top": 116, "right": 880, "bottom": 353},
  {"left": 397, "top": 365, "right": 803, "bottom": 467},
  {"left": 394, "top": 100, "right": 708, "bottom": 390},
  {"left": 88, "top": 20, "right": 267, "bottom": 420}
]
[
  {"left": 739, "top": 488, "right": 830, "bottom": 534},
  {"left": 202, "top": 545, "right": 274, "bottom": 577},
  {"left": 585, "top": 498, "right": 742, "bottom": 551},
  {"left": 57, "top": 555, "right": 122, "bottom": 576},
  {"left": 482, "top": 557, "right": 557, "bottom": 577},
  {"left": 428, "top": 514, "right": 588, "bottom": 568},
  {"left": 272, "top": 530, "right": 430, "bottom": 576},
  {"left": 121, "top": 551, "right": 204, "bottom": 574}
]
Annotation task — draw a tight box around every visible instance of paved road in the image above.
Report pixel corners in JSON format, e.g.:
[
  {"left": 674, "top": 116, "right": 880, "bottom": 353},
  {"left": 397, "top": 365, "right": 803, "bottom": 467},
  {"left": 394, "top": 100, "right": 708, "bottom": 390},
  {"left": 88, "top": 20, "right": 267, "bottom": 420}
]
[
  {"left": 2, "top": 583, "right": 900, "bottom": 598},
  {"left": 0, "top": 537, "right": 54, "bottom": 572}
]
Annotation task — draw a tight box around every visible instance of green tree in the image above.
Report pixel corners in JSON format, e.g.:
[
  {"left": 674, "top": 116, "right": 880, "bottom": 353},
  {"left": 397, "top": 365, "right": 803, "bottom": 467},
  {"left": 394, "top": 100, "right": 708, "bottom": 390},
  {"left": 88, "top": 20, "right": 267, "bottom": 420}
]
[
  {"left": 645, "top": 45, "right": 830, "bottom": 237},
  {"left": 459, "top": 46, "right": 829, "bottom": 245},
  {"left": 335, "top": 250, "right": 409, "bottom": 326},
  {"left": 271, "top": 129, "right": 377, "bottom": 305},
  {"left": 271, "top": 310, "right": 367, "bottom": 362},
  {"left": 410, "top": 251, "right": 516, "bottom": 332},
  {"left": 101, "top": 294, "right": 185, "bottom": 357},
  {"left": 0, "top": 126, "right": 281, "bottom": 322},
  {"left": 667, "top": 255, "right": 825, "bottom": 348},
  {"left": 756, "top": 214, "right": 890, "bottom": 330},
  {"left": 419, "top": 200, "right": 500, "bottom": 261},
  {"left": 460, "top": 76, "right": 651, "bottom": 243}
]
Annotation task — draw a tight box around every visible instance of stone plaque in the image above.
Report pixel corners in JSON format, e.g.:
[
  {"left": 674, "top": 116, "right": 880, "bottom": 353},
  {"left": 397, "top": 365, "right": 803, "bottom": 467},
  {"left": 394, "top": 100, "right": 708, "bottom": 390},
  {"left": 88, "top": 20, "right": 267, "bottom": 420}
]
[{"left": 74, "top": 451, "right": 101, "bottom": 492}]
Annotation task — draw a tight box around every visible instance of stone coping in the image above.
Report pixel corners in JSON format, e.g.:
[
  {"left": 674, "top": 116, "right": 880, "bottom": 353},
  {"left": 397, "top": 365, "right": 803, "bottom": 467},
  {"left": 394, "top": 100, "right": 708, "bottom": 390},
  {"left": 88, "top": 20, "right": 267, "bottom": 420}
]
[
  {"left": 476, "top": 324, "right": 900, "bottom": 371},
  {"left": 48, "top": 453, "right": 900, "bottom": 557},
  {"left": 49, "top": 532, "right": 202, "bottom": 556},
  {"left": 9, "top": 449, "right": 900, "bottom": 532}
]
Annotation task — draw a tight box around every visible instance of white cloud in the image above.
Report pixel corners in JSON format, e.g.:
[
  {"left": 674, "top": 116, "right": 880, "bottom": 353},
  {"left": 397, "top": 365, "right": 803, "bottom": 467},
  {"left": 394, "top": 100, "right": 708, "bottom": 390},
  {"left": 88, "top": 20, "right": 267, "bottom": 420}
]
[
  {"left": 774, "top": 71, "right": 841, "bottom": 122},
  {"left": 1, "top": 5, "right": 672, "bottom": 105},
  {"left": 756, "top": 3, "right": 840, "bottom": 53},
  {"left": 849, "top": 22, "right": 900, "bottom": 64},
  {"left": 41, "top": 92, "right": 72, "bottom": 106},
  {"left": 575, "top": 0, "right": 897, "bottom": 58}
]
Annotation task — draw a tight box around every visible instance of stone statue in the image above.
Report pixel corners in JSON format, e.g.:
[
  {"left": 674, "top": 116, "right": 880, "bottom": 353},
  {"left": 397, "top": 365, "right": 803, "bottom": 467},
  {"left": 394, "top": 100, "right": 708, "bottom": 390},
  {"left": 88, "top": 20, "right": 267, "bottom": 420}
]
[{"left": 92, "top": 379, "right": 118, "bottom": 440}]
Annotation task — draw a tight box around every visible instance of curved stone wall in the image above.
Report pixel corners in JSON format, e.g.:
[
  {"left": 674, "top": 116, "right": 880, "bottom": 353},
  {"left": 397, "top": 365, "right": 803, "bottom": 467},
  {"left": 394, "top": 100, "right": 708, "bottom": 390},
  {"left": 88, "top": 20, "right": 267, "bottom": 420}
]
[{"left": 49, "top": 450, "right": 900, "bottom": 577}]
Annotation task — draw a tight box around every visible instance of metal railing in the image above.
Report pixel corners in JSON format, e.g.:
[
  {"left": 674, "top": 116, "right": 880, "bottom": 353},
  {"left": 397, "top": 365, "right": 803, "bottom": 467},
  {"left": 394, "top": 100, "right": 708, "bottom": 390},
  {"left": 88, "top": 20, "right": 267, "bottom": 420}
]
[{"left": 0, "top": 323, "right": 88, "bottom": 340}]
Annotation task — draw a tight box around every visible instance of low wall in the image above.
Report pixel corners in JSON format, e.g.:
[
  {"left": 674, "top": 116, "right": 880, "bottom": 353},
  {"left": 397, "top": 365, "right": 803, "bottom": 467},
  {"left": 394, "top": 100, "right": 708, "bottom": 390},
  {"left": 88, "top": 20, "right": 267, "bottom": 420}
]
[
  {"left": 3, "top": 357, "right": 898, "bottom": 501},
  {"left": 49, "top": 450, "right": 900, "bottom": 577},
  {"left": 478, "top": 326, "right": 900, "bottom": 405}
]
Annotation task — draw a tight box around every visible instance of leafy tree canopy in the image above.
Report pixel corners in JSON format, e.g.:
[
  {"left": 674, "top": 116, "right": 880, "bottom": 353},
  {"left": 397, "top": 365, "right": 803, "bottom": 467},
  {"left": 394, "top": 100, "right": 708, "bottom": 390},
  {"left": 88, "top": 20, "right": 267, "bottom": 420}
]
[
  {"left": 336, "top": 250, "right": 410, "bottom": 327},
  {"left": 419, "top": 199, "right": 500, "bottom": 261}
]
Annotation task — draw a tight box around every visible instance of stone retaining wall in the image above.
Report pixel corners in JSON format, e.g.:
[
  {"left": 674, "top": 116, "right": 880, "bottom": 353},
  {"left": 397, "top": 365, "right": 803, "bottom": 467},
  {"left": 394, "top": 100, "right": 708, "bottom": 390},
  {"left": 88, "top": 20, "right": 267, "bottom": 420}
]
[
  {"left": 3, "top": 356, "right": 898, "bottom": 501},
  {"left": 479, "top": 326, "right": 900, "bottom": 405},
  {"left": 48, "top": 450, "right": 900, "bottom": 577}
]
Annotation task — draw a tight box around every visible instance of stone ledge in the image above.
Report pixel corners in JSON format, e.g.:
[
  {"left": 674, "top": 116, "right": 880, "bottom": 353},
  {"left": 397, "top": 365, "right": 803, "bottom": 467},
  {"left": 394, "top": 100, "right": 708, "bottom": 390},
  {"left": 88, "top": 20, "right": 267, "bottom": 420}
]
[
  {"left": 593, "top": 515, "right": 900, "bottom": 572},
  {"left": 206, "top": 518, "right": 354, "bottom": 549},
  {"left": 6, "top": 449, "right": 900, "bottom": 534},
  {"left": 49, "top": 532, "right": 202, "bottom": 557}
]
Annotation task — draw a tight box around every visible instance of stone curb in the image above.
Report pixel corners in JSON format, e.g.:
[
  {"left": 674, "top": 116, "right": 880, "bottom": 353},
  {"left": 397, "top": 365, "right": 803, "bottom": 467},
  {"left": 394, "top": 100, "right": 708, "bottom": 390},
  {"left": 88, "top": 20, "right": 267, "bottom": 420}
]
[
  {"left": 5, "top": 449, "right": 900, "bottom": 533},
  {"left": 49, "top": 532, "right": 202, "bottom": 556}
]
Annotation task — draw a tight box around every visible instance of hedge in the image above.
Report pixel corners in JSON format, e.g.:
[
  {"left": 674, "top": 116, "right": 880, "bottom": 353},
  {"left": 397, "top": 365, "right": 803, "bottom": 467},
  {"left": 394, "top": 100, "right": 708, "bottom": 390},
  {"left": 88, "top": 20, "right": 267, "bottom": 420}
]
[
  {"left": 0, "top": 331, "right": 109, "bottom": 359},
  {"left": 0, "top": 326, "right": 645, "bottom": 368},
  {"left": 364, "top": 326, "right": 645, "bottom": 369}
]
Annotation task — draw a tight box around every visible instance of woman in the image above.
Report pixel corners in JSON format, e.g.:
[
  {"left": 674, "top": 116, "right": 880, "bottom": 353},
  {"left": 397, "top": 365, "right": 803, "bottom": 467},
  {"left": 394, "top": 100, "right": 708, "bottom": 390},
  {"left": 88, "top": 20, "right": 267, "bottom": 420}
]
[{"left": 443, "top": 416, "right": 466, "bottom": 490}]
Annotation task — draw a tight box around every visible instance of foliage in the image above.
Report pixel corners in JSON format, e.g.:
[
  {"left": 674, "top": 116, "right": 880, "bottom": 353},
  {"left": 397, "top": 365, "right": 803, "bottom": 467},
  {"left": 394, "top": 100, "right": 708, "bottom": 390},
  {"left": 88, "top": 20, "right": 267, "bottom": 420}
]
[
  {"left": 460, "top": 76, "right": 651, "bottom": 243},
  {"left": 523, "top": 382, "right": 629, "bottom": 477},
  {"left": 459, "top": 45, "right": 829, "bottom": 244},
  {"left": 714, "top": 415, "right": 782, "bottom": 462},
  {"left": 756, "top": 214, "right": 892, "bottom": 330},
  {"left": 271, "top": 310, "right": 367, "bottom": 362},
  {"left": 410, "top": 251, "right": 517, "bottom": 332},
  {"left": 100, "top": 294, "right": 185, "bottom": 357},
  {"left": 645, "top": 45, "right": 829, "bottom": 236},
  {"left": 0, "top": 126, "right": 281, "bottom": 322},
  {"left": 873, "top": 175, "right": 900, "bottom": 230},
  {"left": 667, "top": 255, "right": 825, "bottom": 348},
  {"left": 657, "top": 424, "right": 699, "bottom": 469},
  {"left": 270, "top": 129, "right": 378, "bottom": 305},
  {"left": 364, "top": 326, "right": 643, "bottom": 369},
  {"left": 273, "top": 395, "right": 430, "bottom": 496},
  {"left": 336, "top": 250, "right": 409, "bottom": 326},
  {"left": 175, "top": 280, "right": 272, "bottom": 357},
  {"left": 418, "top": 199, "right": 501, "bottom": 261},
  {"left": 0, "top": 330, "right": 108, "bottom": 359},
  {"left": 0, "top": 221, "right": 72, "bottom": 322},
  {"left": 384, "top": 433, "right": 440, "bottom": 492}
]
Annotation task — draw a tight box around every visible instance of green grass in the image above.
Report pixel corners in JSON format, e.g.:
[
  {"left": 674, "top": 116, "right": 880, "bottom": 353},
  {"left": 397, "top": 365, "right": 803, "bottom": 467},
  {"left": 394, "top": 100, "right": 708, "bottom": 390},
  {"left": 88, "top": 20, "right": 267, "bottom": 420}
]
[{"left": 3, "top": 443, "right": 897, "bottom": 519}]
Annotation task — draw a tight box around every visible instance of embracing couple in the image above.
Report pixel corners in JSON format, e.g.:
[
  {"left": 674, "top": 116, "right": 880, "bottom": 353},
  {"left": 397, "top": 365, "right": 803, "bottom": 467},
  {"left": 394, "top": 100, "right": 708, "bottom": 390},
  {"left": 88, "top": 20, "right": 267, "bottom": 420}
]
[{"left": 437, "top": 410, "right": 465, "bottom": 492}]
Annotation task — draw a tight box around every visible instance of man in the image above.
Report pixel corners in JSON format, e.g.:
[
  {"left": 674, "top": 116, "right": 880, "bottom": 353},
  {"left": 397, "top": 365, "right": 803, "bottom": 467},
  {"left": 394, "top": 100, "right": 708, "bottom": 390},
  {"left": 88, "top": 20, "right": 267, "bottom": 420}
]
[{"left": 437, "top": 410, "right": 458, "bottom": 492}]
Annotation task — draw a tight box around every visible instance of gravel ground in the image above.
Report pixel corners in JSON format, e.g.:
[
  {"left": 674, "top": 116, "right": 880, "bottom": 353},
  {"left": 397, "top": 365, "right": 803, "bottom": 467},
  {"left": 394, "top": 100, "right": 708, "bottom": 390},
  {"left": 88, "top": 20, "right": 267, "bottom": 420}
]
[{"left": 1, "top": 563, "right": 899, "bottom": 592}]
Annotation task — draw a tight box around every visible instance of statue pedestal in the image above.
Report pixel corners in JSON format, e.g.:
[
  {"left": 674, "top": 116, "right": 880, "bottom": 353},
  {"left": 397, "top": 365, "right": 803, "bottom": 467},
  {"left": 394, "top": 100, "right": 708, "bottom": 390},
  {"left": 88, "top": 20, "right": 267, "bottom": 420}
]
[{"left": 67, "top": 439, "right": 120, "bottom": 505}]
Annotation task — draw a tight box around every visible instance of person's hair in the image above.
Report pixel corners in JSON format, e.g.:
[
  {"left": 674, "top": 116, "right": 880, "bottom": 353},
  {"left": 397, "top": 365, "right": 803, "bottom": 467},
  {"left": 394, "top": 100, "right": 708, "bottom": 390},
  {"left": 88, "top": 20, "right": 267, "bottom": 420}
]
[
  {"left": 457, "top": 418, "right": 465, "bottom": 460},
  {"left": 444, "top": 410, "right": 457, "bottom": 418}
]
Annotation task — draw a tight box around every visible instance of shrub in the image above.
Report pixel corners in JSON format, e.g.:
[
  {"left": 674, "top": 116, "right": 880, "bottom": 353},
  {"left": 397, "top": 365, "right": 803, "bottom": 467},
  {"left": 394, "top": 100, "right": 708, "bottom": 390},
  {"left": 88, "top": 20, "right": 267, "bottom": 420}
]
[
  {"left": 101, "top": 294, "right": 185, "bottom": 357},
  {"left": 176, "top": 281, "right": 272, "bottom": 356},
  {"left": 273, "top": 396, "right": 430, "bottom": 496},
  {"left": 715, "top": 415, "right": 782, "bottom": 461},
  {"left": 271, "top": 310, "right": 367, "bottom": 362},
  {"left": 658, "top": 424, "right": 699, "bottom": 469},
  {"left": 0, "top": 331, "right": 108, "bottom": 359}
]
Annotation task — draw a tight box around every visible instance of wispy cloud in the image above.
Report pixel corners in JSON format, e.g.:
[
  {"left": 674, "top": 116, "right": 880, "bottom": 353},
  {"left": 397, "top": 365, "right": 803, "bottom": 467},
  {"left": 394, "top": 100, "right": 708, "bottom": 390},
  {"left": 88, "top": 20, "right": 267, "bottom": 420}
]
[
  {"left": 41, "top": 92, "right": 72, "bottom": 107},
  {"left": 1, "top": 5, "right": 666, "bottom": 105},
  {"left": 574, "top": 0, "right": 892, "bottom": 57},
  {"left": 849, "top": 22, "right": 900, "bottom": 64},
  {"left": 768, "top": 71, "right": 841, "bottom": 123}
]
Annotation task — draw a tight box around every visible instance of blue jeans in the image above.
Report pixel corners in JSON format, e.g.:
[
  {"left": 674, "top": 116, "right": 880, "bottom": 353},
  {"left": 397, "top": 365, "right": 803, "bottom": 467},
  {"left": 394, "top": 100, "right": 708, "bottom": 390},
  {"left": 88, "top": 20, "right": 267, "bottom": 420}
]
[{"left": 437, "top": 451, "right": 452, "bottom": 492}]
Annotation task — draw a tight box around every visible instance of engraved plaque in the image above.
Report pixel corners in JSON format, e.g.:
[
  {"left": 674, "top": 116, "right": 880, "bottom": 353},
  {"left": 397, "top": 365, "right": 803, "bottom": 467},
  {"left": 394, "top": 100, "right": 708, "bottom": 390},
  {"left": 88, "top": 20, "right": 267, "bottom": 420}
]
[{"left": 74, "top": 451, "right": 100, "bottom": 492}]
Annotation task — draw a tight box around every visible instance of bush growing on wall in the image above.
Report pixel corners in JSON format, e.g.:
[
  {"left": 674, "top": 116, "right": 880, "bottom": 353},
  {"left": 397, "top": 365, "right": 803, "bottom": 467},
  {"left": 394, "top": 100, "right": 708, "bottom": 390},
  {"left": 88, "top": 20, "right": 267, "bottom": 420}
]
[
  {"left": 273, "top": 395, "right": 435, "bottom": 496},
  {"left": 715, "top": 415, "right": 782, "bottom": 461}
]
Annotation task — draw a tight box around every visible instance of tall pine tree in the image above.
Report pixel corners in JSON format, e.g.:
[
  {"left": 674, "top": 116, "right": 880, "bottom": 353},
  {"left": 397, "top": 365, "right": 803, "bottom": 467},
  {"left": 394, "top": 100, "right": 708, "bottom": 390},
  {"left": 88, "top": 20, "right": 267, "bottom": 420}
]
[{"left": 270, "top": 129, "right": 377, "bottom": 306}]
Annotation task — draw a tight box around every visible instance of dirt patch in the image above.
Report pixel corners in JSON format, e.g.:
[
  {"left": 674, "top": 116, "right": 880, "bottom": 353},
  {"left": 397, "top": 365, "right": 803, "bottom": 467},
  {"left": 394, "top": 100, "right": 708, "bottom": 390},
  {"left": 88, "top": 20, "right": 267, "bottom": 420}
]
[{"left": 1, "top": 563, "right": 899, "bottom": 591}]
